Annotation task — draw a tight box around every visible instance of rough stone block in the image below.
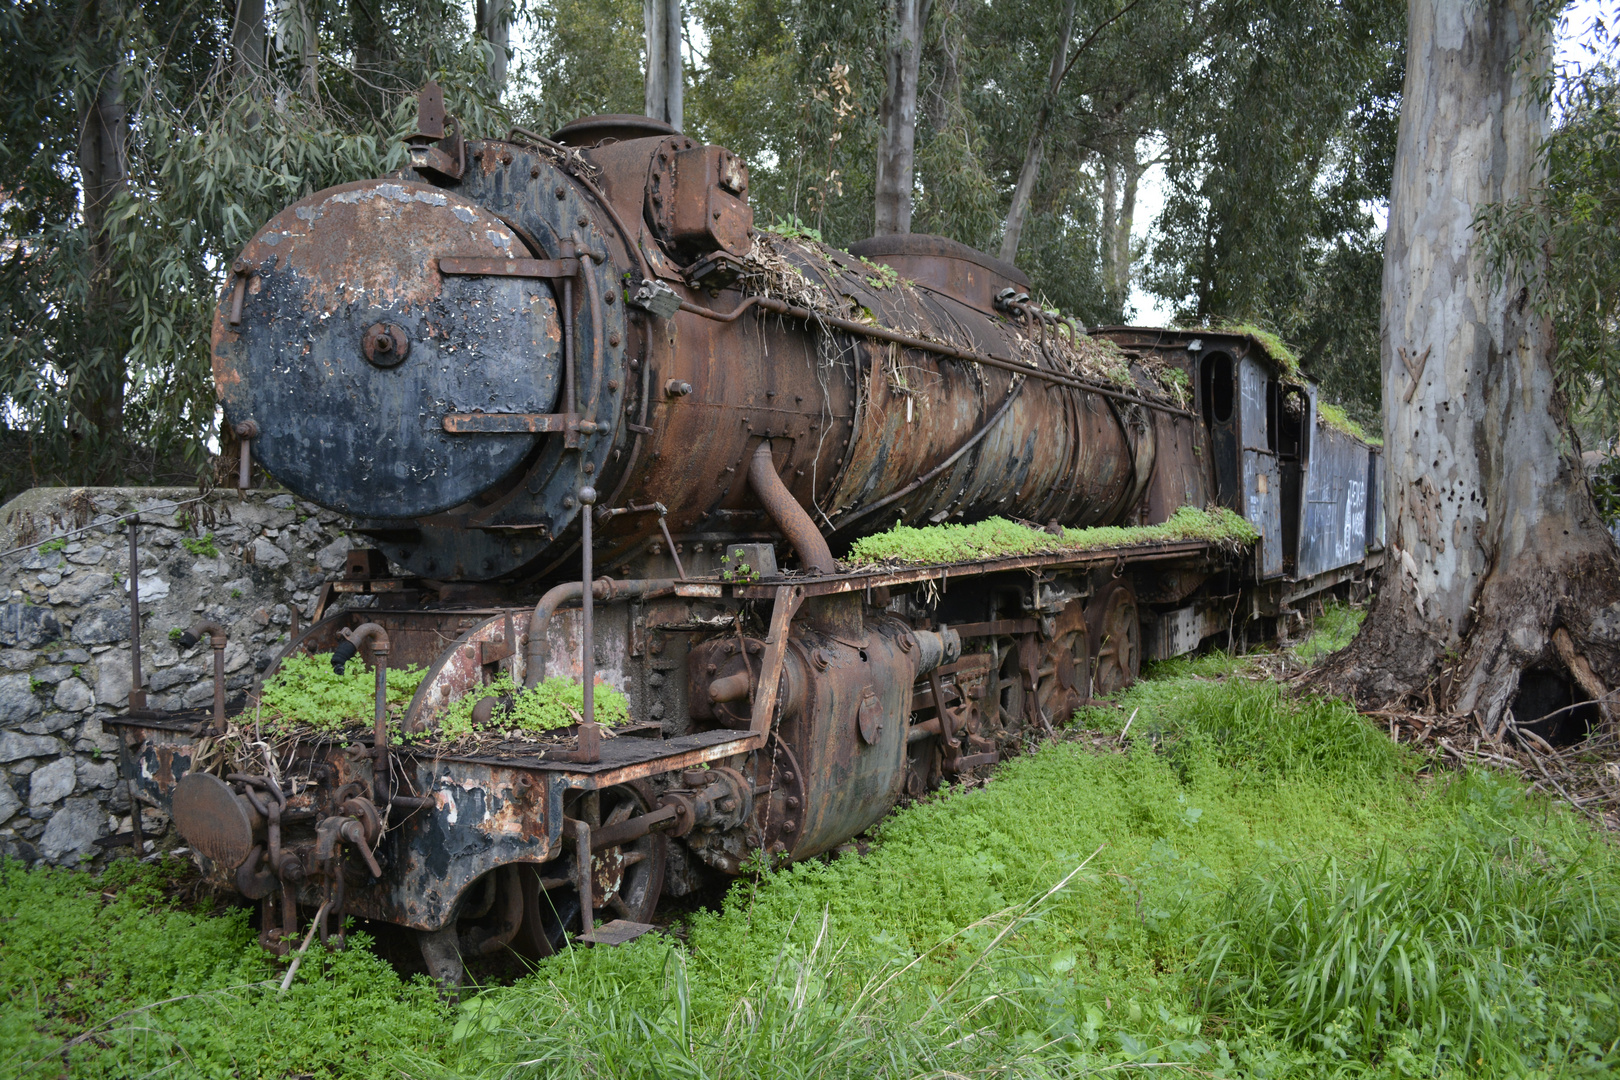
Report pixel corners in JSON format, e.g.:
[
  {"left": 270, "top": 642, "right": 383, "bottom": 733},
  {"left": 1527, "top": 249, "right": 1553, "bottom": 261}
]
[
  {"left": 39, "top": 796, "right": 103, "bottom": 864},
  {"left": 0, "top": 781, "right": 19, "bottom": 825},
  {"left": 0, "top": 731, "right": 59, "bottom": 764},
  {"left": 28, "top": 757, "right": 76, "bottom": 806},
  {"left": 92, "top": 651, "right": 133, "bottom": 708},
  {"left": 0, "top": 649, "right": 37, "bottom": 671},
  {"left": 76, "top": 758, "right": 118, "bottom": 791},
  {"left": 150, "top": 664, "right": 203, "bottom": 693},
  {"left": 0, "top": 604, "right": 62, "bottom": 648},
  {"left": 20, "top": 712, "right": 76, "bottom": 735},
  {"left": 72, "top": 717, "right": 119, "bottom": 755},
  {"left": 30, "top": 664, "right": 73, "bottom": 685},
  {"left": 48, "top": 572, "right": 113, "bottom": 606},
  {"left": 70, "top": 607, "right": 129, "bottom": 646},
  {"left": 0, "top": 674, "right": 43, "bottom": 727},
  {"left": 135, "top": 571, "right": 171, "bottom": 600},
  {"left": 251, "top": 537, "right": 290, "bottom": 570},
  {"left": 316, "top": 538, "right": 350, "bottom": 572},
  {"left": 53, "top": 678, "right": 93, "bottom": 713}
]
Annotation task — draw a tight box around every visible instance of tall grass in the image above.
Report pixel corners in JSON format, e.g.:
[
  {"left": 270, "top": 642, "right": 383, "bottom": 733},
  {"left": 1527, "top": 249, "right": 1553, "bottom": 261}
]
[{"left": 1196, "top": 834, "right": 1620, "bottom": 1074}]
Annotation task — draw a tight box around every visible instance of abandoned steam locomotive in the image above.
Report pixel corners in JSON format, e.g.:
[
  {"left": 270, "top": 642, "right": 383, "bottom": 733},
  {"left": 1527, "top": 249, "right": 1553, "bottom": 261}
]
[{"left": 113, "top": 86, "right": 1382, "bottom": 984}]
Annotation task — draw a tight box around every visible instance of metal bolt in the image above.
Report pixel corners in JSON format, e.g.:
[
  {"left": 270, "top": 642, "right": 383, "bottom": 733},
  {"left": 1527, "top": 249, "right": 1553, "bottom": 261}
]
[
  {"left": 665, "top": 380, "right": 693, "bottom": 397},
  {"left": 608, "top": 333, "right": 620, "bottom": 346},
  {"left": 782, "top": 820, "right": 797, "bottom": 833},
  {"left": 531, "top": 165, "right": 541, "bottom": 178},
  {"left": 555, "top": 185, "right": 566, "bottom": 198}
]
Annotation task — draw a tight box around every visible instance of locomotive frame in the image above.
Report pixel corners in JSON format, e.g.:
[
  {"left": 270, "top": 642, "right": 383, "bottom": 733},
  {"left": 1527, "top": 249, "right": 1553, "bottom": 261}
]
[{"left": 109, "top": 88, "right": 1383, "bottom": 986}]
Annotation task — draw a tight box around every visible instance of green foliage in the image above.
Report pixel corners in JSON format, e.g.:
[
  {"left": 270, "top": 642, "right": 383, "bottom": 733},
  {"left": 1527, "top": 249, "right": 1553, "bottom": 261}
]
[
  {"left": 1196, "top": 837, "right": 1620, "bottom": 1072},
  {"left": 179, "top": 533, "right": 217, "bottom": 558},
  {"left": 34, "top": 538, "right": 65, "bottom": 554},
  {"left": 1316, "top": 401, "right": 1381, "bottom": 445},
  {"left": 9, "top": 667, "right": 1620, "bottom": 1079},
  {"left": 1215, "top": 320, "right": 1303, "bottom": 378},
  {"left": 258, "top": 653, "right": 427, "bottom": 735},
  {"left": 847, "top": 506, "right": 1259, "bottom": 567},
  {"left": 0, "top": 855, "right": 449, "bottom": 1078},
  {"left": 1479, "top": 56, "right": 1620, "bottom": 449},
  {"left": 759, "top": 215, "right": 825, "bottom": 243},
  {"left": 0, "top": 0, "right": 504, "bottom": 488},
  {"left": 166, "top": 627, "right": 184, "bottom": 644},
  {"left": 436, "top": 671, "right": 630, "bottom": 739},
  {"left": 718, "top": 547, "right": 760, "bottom": 583},
  {"left": 1293, "top": 602, "right": 1367, "bottom": 664}
]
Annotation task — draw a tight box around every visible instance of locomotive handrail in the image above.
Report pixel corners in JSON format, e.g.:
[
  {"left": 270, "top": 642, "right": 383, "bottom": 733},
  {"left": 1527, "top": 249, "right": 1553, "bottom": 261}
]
[{"left": 678, "top": 297, "right": 1197, "bottom": 419}]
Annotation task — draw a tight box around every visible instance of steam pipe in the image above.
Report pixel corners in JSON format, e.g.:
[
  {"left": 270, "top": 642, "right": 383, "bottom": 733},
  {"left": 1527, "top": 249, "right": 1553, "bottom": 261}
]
[
  {"left": 525, "top": 576, "right": 678, "bottom": 688},
  {"left": 335, "top": 623, "right": 391, "bottom": 804},
  {"left": 177, "top": 620, "right": 228, "bottom": 733},
  {"left": 748, "top": 442, "right": 835, "bottom": 575}
]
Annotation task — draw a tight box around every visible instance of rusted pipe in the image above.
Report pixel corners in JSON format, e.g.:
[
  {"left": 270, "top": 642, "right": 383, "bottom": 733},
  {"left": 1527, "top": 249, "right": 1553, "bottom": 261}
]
[
  {"left": 748, "top": 442, "right": 835, "bottom": 575},
  {"left": 525, "top": 576, "right": 678, "bottom": 688},
  {"left": 234, "top": 420, "right": 259, "bottom": 489},
  {"left": 708, "top": 670, "right": 752, "bottom": 704},
  {"left": 178, "top": 620, "right": 228, "bottom": 733},
  {"left": 335, "top": 623, "right": 391, "bottom": 803},
  {"left": 679, "top": 297, "right": 1196, "bottom": 419},
  {"left": 560, "top": 238, "right": 576, "bottom": 415},
  {"left": 579, "top": 486, "right": 598, "bottom": 758}
]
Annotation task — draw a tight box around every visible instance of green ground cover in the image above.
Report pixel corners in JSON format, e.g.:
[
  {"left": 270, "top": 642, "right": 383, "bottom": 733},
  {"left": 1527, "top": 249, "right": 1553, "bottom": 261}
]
[
  {"left": 847, "top": 506, "right": 1259, "bottom": 567},
  {"left": 3, "top": 629, "right": 1616, "bottom": 1078}
]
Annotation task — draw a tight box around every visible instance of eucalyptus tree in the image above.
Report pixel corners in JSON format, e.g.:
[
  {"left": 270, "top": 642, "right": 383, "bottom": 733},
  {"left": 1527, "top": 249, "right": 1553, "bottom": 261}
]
[
  {"left": 1318, "top": 0, "right": 1620, "bottom": 729},
  {"left": 0, "top": 0, "right": 498, "bottom": 492}
]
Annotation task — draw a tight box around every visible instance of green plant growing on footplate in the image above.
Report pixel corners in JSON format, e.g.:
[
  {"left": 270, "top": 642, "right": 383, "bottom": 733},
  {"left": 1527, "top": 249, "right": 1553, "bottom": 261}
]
[
  {"left": 257, "top": 653, "right": 427, "bottom": 735},
  {"left": 436, "top": 671, "right": 631, "bottom": 740},
  {"left": 847, "top": 505, "right": 1259, "bottom": 567}
]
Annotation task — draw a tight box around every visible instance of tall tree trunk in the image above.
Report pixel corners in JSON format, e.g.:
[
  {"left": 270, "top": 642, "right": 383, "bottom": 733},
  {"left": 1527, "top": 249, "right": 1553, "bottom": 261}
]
[
  {"left": 352, "top": 0, "right": 390, "bottom": 115},
  {"left": 1315, "top": 0, "right": 1620, "bottom": 731},
  {"left": 476, "top": 0, "right": 510, "bottom": 97},
  {"left": 1103, "top": 147, "right": 1144, "bottom": 318},
  {"left": 277, "top": 0, "right": 319, "bottom": 102},
  {"left": 73, "top": 40, "right": 127, "bottom": 471},
  {"left": 874, "top": 0, "right": 930, "bottom": 235},
  {"left": 230, "top": 0, "right": 266, "bottom": 83},
  {"left": 929, "top": 0, "right": 962, "bottom": 133},
  {"left": 1100, "top": 154, "right": 1118, "bottom": 297},
  {"left": 643, "top": 0, "right": 682, "bottom": 129},
  {"left": 997, "top": 0, "right": 1075, "bottom": 262}
]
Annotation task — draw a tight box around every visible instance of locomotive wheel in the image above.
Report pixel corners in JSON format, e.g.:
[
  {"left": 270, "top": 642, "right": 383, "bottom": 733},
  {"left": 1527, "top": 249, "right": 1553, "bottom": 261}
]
[
  {"left": 1087, "top": 580, "right": 1141, "bottom": 697},
  {"left": 1032, "top": 601, "right": 1091, "bottom": 726},
  {"left": 991, "top": 638, "right": 1028, "bottom": 742},
  {"left": 510, "top": 783, "right": 667, "bottom": 958}
]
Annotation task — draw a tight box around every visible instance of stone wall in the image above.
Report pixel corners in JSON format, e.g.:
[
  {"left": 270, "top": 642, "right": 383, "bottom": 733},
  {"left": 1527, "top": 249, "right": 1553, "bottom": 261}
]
[{"left": 0, "top": 487, "right": 358, "bottom": 867}]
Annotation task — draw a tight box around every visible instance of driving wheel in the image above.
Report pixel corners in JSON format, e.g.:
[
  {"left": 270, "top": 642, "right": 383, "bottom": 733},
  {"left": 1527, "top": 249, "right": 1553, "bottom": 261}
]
[
  {"left": 1087, "top": 580, "right": 1141, "bottom": 696},
  {"left": 510, "top": 782, "right": 667, "bottom": 958},
  {"left": 1033, "top": 600, "right": 1091, "bottom": 725}
]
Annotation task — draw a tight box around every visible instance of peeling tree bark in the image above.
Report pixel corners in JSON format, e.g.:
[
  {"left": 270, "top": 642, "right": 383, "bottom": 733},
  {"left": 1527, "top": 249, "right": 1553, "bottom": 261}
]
[
  {"left": 1316, "top": 0, "right": 1620, "bottom": 734},
  {"left": 875, "top": 0, "right": 930, "bottom": 235},
  {"left": 644, "top": 0, "right": 682, "bottom": 129}
]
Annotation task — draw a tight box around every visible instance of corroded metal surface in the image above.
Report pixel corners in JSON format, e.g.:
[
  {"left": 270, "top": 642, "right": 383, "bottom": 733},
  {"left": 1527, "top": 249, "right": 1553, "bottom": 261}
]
[{"left": 213, "top": 180, "right": 563, "bottom": 519}]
